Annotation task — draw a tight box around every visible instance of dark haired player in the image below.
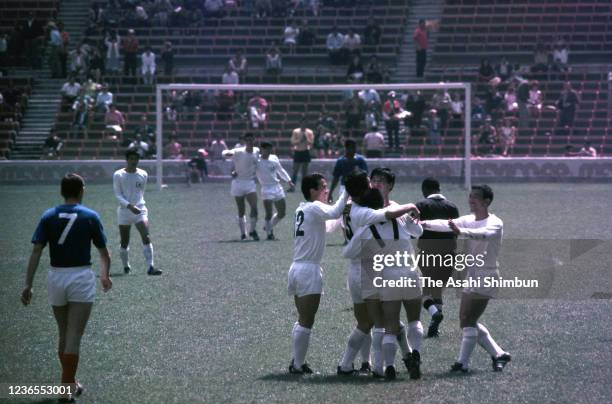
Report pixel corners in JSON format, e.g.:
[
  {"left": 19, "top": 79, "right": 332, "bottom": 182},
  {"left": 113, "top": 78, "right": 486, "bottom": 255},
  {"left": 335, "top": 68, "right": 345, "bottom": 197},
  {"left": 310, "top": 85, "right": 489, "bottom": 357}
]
[
  {"left": 113, "top": 150, "right": 161, "bottom": 275},
  {"left": 287, "top": 173, "right": 348, "bottom": 374},
  {"left": 256, "top": 142, "right": 294, "bottom": 240},
  {"left": 422, "top": 185, "right": 511, "bottom": 372},
  {"left": 328, "top": 139, "right": 368, "bottom": 203},
  {"left": 222, "top": 132, "right": 261, "bottom": 240},
  {"left": 416, "top": 177, "right": 459, "bottom": 337},
  {"left": 21, "top": 174, "right": 112, "bottom": 402}
]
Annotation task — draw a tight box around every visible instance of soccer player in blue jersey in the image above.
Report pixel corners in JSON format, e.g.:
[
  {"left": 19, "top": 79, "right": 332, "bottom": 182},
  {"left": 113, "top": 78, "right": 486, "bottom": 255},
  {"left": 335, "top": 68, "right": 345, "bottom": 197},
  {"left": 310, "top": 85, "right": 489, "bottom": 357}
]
[{"left": 21, "top": 174, "right": 112, "bottom": 402}]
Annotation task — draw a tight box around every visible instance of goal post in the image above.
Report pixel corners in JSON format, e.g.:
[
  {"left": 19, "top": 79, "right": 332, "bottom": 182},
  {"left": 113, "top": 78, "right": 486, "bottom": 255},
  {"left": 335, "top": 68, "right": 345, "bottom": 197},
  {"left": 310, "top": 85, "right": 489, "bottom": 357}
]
[{"left": 155, "top": 83, "right": 472, "bottom": 191}]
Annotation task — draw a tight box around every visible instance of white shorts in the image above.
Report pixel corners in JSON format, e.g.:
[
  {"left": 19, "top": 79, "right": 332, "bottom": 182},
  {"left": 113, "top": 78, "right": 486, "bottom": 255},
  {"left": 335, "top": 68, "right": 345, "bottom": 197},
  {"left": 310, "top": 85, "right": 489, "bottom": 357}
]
[
  {"left": 288, "top": 262, "right": 323, "bottom": 297},
  {"left": 47, "top": 267, "right": 96, "bottom": 306},
  {"left": 378, "top": 267, "right": 422, "bottom": 302},
  {"left": 117, "top": 205, "right": 148, "bottom": 226},
  {"left": 463, "top": 267, "right": 500, "bottom": 299},
  {"left": 231, "top": 179, "right": 257, "bottom": 197},
  {"left": 347, "top": 262, "right": 364, "bottom": 304},
  {"left": 262, "top": 184, "right": 285, "bottom": 201}
]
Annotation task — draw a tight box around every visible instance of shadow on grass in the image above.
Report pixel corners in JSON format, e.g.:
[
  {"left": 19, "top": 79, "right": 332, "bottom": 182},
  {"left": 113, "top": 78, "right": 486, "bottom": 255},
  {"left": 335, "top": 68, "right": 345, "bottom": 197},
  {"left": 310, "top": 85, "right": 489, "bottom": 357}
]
[{"left": 257, "top": 372, "right": 397, "bottom": 385}]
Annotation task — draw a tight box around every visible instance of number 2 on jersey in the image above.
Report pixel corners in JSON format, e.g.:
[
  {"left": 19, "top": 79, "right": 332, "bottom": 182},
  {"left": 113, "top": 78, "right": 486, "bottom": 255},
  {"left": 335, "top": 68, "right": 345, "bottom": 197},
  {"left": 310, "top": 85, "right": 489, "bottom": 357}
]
[
  {"left": 58, "top": 213, "right": 78, "bottom": 245},
  {"left": 295, "top": 210, "right": 305, "bottom": 237}
]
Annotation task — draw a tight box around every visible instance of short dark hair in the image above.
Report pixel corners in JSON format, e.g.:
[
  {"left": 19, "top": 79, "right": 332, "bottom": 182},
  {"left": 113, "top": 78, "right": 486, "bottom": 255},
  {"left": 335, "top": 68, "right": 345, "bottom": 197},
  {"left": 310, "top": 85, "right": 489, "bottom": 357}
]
[
  {"left": 360, "top": 188, "right": 384, "bottom": 210},
  {"left": 370, "top": 167, "right": 395, "bottom": 188},
  {"left": 243, "top": 132, "right": 254, "bottom": 139},
  {"left": 125, "top": 149, "right": 140, "bottom": 160},
  {"left": 472, "top": 184, "right": 494, "bottom": 204},
  {"left": 61, "top": 173, "right": 85, "bottom": 199},
  {"left": 345, "top": 139, "right": 357, "bottom": 149},
  {"left": 301, "top": 173, "right": 325, "bottom": 200},
  {"left": 260, "top": 141, "right": 273, "bottom": 149},
  {"left": 421, "top": 177, "right": 440, "bottom": 196},
  {"left": 345, "top": 169, "right": 369, "bottom": 199}
]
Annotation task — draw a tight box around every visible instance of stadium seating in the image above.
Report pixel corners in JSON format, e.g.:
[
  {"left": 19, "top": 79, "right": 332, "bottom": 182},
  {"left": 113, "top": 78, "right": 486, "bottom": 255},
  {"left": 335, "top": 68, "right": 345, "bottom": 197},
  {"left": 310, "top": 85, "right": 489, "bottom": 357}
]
[{"left": 0, "top": 78, "right": 32, "bottom": 158}]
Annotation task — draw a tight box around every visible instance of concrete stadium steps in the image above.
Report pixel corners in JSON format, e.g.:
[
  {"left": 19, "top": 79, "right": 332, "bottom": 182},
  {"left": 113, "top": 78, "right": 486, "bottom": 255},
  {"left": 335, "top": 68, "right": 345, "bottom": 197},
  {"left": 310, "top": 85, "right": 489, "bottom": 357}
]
[{"left": 56, "top": 0, "right": 91, "bottom": 47}]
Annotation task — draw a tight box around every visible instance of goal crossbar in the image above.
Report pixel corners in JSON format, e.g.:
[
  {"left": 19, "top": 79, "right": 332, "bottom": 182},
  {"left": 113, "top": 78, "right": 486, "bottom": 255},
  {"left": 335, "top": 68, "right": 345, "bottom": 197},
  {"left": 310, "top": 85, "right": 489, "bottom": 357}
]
[{"left": 155, "top": 83, "right": 472, "bottom": 190}]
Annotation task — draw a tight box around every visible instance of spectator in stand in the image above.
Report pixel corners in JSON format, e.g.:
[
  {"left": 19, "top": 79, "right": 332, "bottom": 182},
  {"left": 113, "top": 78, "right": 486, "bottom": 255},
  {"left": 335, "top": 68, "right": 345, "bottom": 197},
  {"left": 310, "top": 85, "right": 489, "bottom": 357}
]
[
  {"left": 497, "top": 117, "right": 516, "bottom": 157},
  {"left": 47, "top": 22, "right": 63, "bottom": 78},
  {"left": 247, "top": 93, "right": 268, "bottom": 129},
  {"left": 229, "top": 50, "right": 248, "bottom": 80},
  {"left": 495, "top": 56, "right": 513, "bottom": 82},
  {"left": 478, "top": 59, "right": 495, "bottom": 83},
  {"left": 552, "top": 41, "right": 569, "bottom": 72},
  {"left": 265, "top": 42, "right": 282, "bottom": 75},
  {"left": 346, "top": 54, "right": 364, "bottom": 83},
  {"left": 88, "top": 47, "right": 105, "bottom": 83},
  {"left": 204, "top": 0, "right": 226, "bottom": 18},
  {"left": 22, "top": 12, "right": 44, "bottom": 69},
  {"left": 450, "top": 92, "right": 464, "bottom": 129},
  {"left": 365, "top": 55, "right": 384, "bottom": 83},
  {"left": 297, "top": 19, "right": 316, "bottom": 48},
  {"left": 138, "top": 114, "right": 155, "bottom": 143},
  {"left": 105, "top": 103, "right": 126, "bottom": 134},
  {"left": 359, "top": 87, "right": 381, "bottom": 108},
  {"left": 187, "top": 149, "right": 209, "bottom": 183},
  {"left": 326, "top": 26, "right": 345, "bottom": 64},
  {"left": 343, "top": 28, "right": 361, "bottom": 56},
  {"left": 364, "top": 17, "right": 381, "bottom": 45},
  {"left": 43, "top": 129, "right": 63, "bottom": 158},
  {"left": 283, "top": 20, "right": 299, "bottom": 54},
  {"left": 68, "top": 47, "right": 89, "bottom": 81},
  {"left": 216, "top": 90, "right": 235, "bottom": 121},
  {"left": 477, "top": 117, "right": 497, "bottom": 156},
  {"left": 183, "top": 90, "right": 202, "bottom": 111},
  {"left": 164, "top": 134, "right": 183, "bottom": 159},
  {"left": 58, "top": 22, "right": 70, "bottom": 78},
  {"left": 431, "top": 88, "right": 451, "bottom": 131},
  {"left": 222, "top": 65, "right": 239, "bottom": 84},
  {"left": 135, "top": 5, "right": 149, "bottom": 26},
  {"left": 516, "top": 78, "right": 530, "bottom": 129},
  {"left": 527, "top": 80, "right": 542, "bottom": 117},
  {"left": 578, "top": 141, "right": 597, "bottom": 157},
  {"left": 364, "top": 99, "right": 381, "bottom": 131},
  {"left": 503, "top": 85, "right": 518, "bottom": 113},
  {"left": 484, "top": 78, "right": 503, "bottom": 124},
  {"left": 104, "top": 32, "right": 121, "bottom": 75},
  {"left": 556, "top": 81, "right": 580, "bottom": 128},
  {"left": 413, "top": 19, "right": 434, "bottom": 78},
  {"left": 255, "top": 0, "right": 273, "bottom": 18},
  {"left": 95, "top": 84, "right": 113, "bottom": 113},
  {"left": 71, "top": 96, "right": 90, "bottom": 138},
  {"left": 424, "top": 109, "right": 441, "bottom": 145},
  {"left": 531, "top": 43, "right": 549, "bottom": 73},
  {"left": 165, "top": 105, "right": 178, "bottom": 126},
  {"left": 362, "top": 123, "right": 385, "bottom": 157},
  {"left": 344, "top": 90, "right": 365, "bottom": 138},
  {"left": 122, "top": 29, "right": 139, "bottom": 76},
  {"left": 141, "top": 46, "right": 156, "bottom": 85},
  {"left": 209, "top": 133, "right": 228, "bottom": 160},
  {"left": 289, "top": 116, "right": 315, "bottom": 190},
  {"left": 383, "top": 91, "right": 403, "bottom": 149},
  {"left": 471, "top": 97, "right": 485, "bottom": 131},
  {"left": 160, "top": 41, "right": 174, "bottom": 76},
  {"left": 61, "top": 77, "right": 82, "bottom": 111},
  {"left": 404, "top": 90, "right": 426, "bottom": 129}
]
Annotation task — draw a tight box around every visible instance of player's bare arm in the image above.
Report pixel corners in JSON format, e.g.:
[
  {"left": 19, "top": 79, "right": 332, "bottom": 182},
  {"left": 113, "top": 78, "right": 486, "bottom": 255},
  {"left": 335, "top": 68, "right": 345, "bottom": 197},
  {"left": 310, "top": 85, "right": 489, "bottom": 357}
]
[
  {"left": 21, "top": 243, "right": 45, "bottom": 306},
  {"left": 98, "top": 247, "right": 112, "bottom": 292}
]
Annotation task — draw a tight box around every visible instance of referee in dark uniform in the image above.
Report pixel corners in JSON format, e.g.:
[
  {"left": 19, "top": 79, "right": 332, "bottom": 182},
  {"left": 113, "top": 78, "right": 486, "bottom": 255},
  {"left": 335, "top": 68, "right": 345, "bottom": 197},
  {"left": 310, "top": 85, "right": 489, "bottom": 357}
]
[{"left": 416, "top": 177, "right": 459, "bottom": 337}]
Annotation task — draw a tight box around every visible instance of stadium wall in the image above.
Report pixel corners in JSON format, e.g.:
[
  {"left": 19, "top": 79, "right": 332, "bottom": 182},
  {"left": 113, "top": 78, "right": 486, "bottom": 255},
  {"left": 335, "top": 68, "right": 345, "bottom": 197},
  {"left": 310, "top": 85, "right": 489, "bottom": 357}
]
[{"left": 0, "top": 158, "right": 611, "bottom": 184}]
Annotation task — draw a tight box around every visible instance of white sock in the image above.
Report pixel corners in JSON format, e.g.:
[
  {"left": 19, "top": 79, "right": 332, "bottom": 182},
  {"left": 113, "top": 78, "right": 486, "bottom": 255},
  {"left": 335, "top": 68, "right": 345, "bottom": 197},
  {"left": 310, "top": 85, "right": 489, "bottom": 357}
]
[
  {"left": 408, "top": 321, "right": 424, "bottom": 353},
  {"left": 238, "top": 216, "right": 246, "bottom": 235},
  {"left": 427, "top": 305, "right": 439, "bottom": 316},
  {"left": 271, "top": 213, "right": 281, "bottom": 228},
  {"left": 292, "top": 322, "right": 311, "bottom": 368},
  {"left": 264, "top": 220, "right": 272, "bottom": 234},
  {"left": 382, "top": 334, "right": 397, "bottom": 368},
  {"left": 397, "top": 321, "right": 411, "bottom": 357},
  {"left": 119, "top": 247, "right": 129, "bottom": 268},
  {"left": 249, "top": 216, "right": 257, "bottom": 233},
  {"left": 477, "top": 323, "right": 504, "bottom": 357},
  {"left": 360, "top": 331, "right": 372, "bottom": 364},
  {"left": 457, "top": 327, "right": 478, "bottom": 367},
  {"left": 143, "top": 243, "right": 154, "bottom": 267},
  {"left": 372, "top": 328, "right": 385, "bottom": 374},
  {"left": 339, "top": 327, "right": 367, "bottom": 371}
]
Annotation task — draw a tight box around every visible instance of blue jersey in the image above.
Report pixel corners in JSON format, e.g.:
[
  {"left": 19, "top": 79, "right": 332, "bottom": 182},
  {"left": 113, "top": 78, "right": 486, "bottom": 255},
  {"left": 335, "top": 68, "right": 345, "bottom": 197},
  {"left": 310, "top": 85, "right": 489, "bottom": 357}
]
[
  {"left": 32, "top": 204, "right": 107, "bottom": 268},
  {"left": 333, "top": 155, "right": 368, "bottom": 185}
]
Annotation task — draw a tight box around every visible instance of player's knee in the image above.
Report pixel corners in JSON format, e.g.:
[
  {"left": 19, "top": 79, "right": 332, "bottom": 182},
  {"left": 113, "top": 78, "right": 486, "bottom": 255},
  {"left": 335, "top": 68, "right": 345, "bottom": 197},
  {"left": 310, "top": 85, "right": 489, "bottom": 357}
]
[
  {"left": 357, "top": 320, "right": 373, "bottom": 333},
  {"left": 276, "top": 211, "right": 286, "bottom": 220}
]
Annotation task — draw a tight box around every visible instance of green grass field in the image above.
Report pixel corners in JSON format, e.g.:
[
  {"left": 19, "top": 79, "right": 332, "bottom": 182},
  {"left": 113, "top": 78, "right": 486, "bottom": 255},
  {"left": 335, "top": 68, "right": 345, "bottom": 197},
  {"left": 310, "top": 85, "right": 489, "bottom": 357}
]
[{"left": 1, "top": 181, "right": 611, "bottom": 403}]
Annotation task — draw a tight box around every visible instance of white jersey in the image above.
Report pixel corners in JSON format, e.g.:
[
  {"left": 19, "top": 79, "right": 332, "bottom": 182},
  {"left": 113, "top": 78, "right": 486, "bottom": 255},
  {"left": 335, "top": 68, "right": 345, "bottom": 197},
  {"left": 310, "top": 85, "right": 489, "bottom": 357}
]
[
  {"left": 256, "top": 154, "right": 291, "bottom": 186},
  {"left": 224, "top": 147, "right": 260, "bottom": 180},
  {"left": 293, "top": 191, "right": 348, "bottom": 264},
  {"left": 113, "top": 168, "right": 148, "bottom": 208},
  {"left": 425, "top": 213, "right": 503, "bottom": 270},
  {"left": 349, "top": 201, "right": 391, "bottom": 228}
]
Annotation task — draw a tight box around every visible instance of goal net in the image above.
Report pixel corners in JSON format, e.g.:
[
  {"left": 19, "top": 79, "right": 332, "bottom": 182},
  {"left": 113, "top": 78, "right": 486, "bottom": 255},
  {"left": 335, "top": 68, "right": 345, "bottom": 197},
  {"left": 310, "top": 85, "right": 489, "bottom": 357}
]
[{"left": 154, "top": 83, "right": 472, "bottom": 191}]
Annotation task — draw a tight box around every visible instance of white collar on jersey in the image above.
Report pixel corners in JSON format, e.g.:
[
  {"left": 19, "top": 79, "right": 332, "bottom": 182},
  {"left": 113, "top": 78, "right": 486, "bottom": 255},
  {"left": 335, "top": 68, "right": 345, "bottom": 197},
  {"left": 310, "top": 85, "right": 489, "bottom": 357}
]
[{"left": 426, "top": 193, "right": 446, "bottom": 200}]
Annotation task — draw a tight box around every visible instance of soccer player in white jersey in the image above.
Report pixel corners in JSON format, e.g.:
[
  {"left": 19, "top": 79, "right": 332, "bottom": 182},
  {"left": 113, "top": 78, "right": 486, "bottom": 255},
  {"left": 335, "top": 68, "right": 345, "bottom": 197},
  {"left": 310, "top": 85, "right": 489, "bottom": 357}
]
[
  {"left": 421, "top": 185, "right": 511, "bottom": 373},
  {"left": 288, "top": 173, "right": 348, "bottom": 374},
  {"left": 21, "top": 174, "right": 112, "bottom": 402},
  {"left": 343, "top": 187, "right": 424, "bottom": 380},
  {"left": 222, "top": 132, "right": 261, "bottom": 240},
  {"left": 336, "top": 169, "right": 419, "bottom": 376},
  {"left": 256, "top": 142, "right": 294, "bottom": 240},
  {"left": 113, "top": 150, "right": 162, "bottom": 275}
]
